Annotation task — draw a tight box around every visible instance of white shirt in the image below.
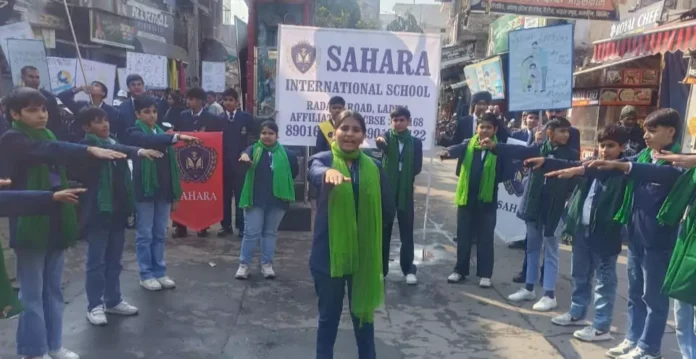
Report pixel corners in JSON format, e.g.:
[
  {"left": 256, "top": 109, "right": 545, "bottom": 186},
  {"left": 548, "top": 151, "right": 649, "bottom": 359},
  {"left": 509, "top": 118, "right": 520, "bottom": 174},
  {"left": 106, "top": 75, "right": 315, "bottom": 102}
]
[
  {"left": 581, "top": 180, "right": 599, "bottom": 225},
  {"left": 472, "top": 113, "right": 479, "bottom": 134},
  {"left": 192, "top": 108, "right": 204, "bottom": 116},
  {"left": 398, "top": 140, "right": 404, "bottom": 171}
]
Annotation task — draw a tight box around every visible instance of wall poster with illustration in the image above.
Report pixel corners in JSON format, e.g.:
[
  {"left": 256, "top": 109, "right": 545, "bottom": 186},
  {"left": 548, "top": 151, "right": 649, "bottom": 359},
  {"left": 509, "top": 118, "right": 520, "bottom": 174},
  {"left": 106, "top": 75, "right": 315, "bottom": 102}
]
[
  {"left": 508, "top": 24, "right": 573, "bottom": 112},
  {"left": 463, "top": 56, "right": 505, "bottom": 100},
  {"left": 255, "top": 47, "right": 277, "bottom": 118}
]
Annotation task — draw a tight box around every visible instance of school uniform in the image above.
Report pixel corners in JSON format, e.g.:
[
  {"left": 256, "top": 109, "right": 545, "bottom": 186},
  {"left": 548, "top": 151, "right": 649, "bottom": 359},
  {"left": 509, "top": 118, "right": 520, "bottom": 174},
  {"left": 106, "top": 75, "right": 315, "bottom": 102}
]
[
  {"left": 0, "top": 191, "right": 57, "bottom": 216},
  {"left": 41, "top": 89, "right": 69, "bottom": 141},
  {"left": 238, "top": 144, "right": 299, "bottom": 265},
  {"left": 57, "top": 89, "right": 123, "bottom": 139},
  {"left": 173, "top": 108, "right": 218, "bottom": 132},
  {"left": 73, "top": 135, "right": 140, "bottom": 312},
  {"left": 122, "top": 126, "right": 179, "bottom": 281},
  {"left": 213, "top": 109, "right": 256, "bottom": 233},
  {"left": 493, "top": 141, "right": 578, "bottom": 292},
  {"left": 0, "top": 129, "right": 92, "bottom": 357},
  {"left": 308, "top": 150, "right": 395, "bottom": 359},
  {"left": 315, "top": 120, "right": 334, "bottom": 154},
  {"left": 117, "top": 96, "right": 164, "bottom": 129},
  {"left": 445, "top": 139, "right": 512, "bottom": 278},
  {"left": 376, "top": 131, "right": 423, "bottom": 277}
]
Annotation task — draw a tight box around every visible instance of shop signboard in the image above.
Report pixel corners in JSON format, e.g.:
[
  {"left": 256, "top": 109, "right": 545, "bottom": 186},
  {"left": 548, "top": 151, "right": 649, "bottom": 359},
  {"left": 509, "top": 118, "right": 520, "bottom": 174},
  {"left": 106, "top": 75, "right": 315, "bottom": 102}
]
[
  {"left": 123, "top": 0, "right": 174, "bottom": 44},
  {"left": 599, "top": 87, "right": 653, "bottom": 106},
  {"left": 463, "top": 56, "right": 505, "bottom": 100},
  {"left": 609, "top": 1, "right": 664, "bottom": 39},
  {"left": 90, "top": 10, "right": 136, "bottom": 50},
  {"left": 508, "top": 24, "right": 573, "bottom": 112},
  {"left": 572, "top": 88, "right": 600, "bottom": 106},
  {"left": 487, "top": 15, "right": 546, "bottom": 56},
  {"left": 605, "top": 68, "right": 659, "bottom": 86},
  {"left": 469, "top": 0, "right": 618, "bottom": 21},
  {"left": 441, "top": 41, "right": 475, "bottom": 68}
]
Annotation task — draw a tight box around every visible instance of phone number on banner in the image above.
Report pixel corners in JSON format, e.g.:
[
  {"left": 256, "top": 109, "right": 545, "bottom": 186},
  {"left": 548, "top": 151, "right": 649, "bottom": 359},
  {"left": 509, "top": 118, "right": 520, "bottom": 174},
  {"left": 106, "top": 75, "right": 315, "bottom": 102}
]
[{"left": 284, "top": 125, "right": 427, "bottom": 142}]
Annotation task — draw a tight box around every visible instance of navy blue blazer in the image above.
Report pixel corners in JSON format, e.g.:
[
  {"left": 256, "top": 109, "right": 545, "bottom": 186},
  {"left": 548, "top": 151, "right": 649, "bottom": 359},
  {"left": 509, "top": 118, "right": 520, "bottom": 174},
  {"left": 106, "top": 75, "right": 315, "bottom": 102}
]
[
  {"left": 117, "top": 96, "right": 163, "bottom": 130},
  {"left": 315, "top": 130, "right": 331, "bottom": 153},
  {"left": 307, "top": 151, "right": 396, "bottom": 274},
  {"left": 40, "top": 88, "right": 68, "bottom": 141},
  {"left": 510, "top": 127, "right": 580, "bottom": 153},
  {"left": 174, "top": 109, "right": 219, "bottom": 132},
  {"left": 375, "top": 131, "right": 423, "bottom": 201},
  {"left": 511, "top": 129, "right": 533, "bottom": 144},
  {"left": 122, "top": 126, "right": 178, "bottom": 202},
  {"left": 57, "top": 89, "right": 123, "bottom": 140},
  {"left": 241, "top": 144, "right": 300, "bottom": 210},
  {"left": 209, "top": 109, "right": 256, "bottom": 172},
  {"left": 0, "top": 130, "right": 92, "bottom": 248},
  {"left": 0, "top": 191, "right": 57, "bottom": 217}
]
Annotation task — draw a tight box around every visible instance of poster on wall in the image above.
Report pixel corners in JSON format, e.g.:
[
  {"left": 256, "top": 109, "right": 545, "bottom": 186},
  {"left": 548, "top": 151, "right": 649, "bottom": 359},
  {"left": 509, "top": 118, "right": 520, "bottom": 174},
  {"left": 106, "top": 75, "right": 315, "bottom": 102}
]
[
  {"left": 201, "top": 61, "right": 225, "bottom": 93},
  {"left": 463, "top": 56, "right": 505, "bottom": 100},
  {"left": 75, "top": 59, "right": 117, "bottom": 105},
  {"left": 6, "top": 38, "right": 51, "bottom": 90},
  {"left": 126, "top": 51, "right": 168, "bottom": 89},
  {"left": 275, "top": 25, "right": 441, "bottom": 149},
  {"left": 508, "top": 24, "right": 573, "bottom": 112},
  {"left": 47, "top": 57, "right": 77, "bottom": 94}
]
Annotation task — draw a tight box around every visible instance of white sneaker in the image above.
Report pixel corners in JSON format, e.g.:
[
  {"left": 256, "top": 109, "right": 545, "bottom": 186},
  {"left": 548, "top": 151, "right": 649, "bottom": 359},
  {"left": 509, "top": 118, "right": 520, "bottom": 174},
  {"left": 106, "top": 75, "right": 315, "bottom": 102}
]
[
  {"left": 140, "top": 278, "right": 162, "bottom": 291},
  {"left": 261, "top": 264, "right": 276, "bottom": 279},
  {"left": 551, "top": 312, "right": 584, "bottom": 326},
  {"left": 48, "top": 348, "right": 80, "bottom": 359},
  {"left": 508, "top": 287, "right": 536, "bottom": 302},
  {"left": 479, "top": 278, "right": 491, "bottom": 288},
  {"left": 606, "top": 339, "right": 637, "bottom": 358},
  {"left": 86, "top": 305, "right": 107, "bottom": 326},
  {"left": 235, "top": 264, "right": 250, "bottom": 279},
  {"left": 405, "top": 274, "right": 418, "bottom": 285},
  {"left": 157, "top": 276, "right": 176, "bottom": 289},
  {"left": 573, "top": 326, "right": 612, "bottom": 342},
  {"left": 532, "top": 296, "right": 558, "bottom": 312},
  {"left": 617, "top": 347, "right": 662, "bottom": 359},
  {"left": 447, "top": 272, "right": 463, "bottom": 283},
  {"left": 105, "top": 301, "right": 138, "bottom": 316}
]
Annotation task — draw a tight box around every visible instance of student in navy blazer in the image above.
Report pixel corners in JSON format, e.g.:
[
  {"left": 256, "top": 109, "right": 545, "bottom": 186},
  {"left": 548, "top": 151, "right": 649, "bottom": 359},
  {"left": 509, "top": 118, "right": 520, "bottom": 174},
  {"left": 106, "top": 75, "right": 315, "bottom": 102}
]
[
  {"left": 212, "top": 88, "right": 257, "bottom": 237},
  {"left": 314, "top": 96, "right": 346, "bottom": 153},
  {"left": 510, "top": 111, "right": 541, "bottom": 145},
  {"left": 58, "top": 82, "right": 123, "bottom": 140},
  {"left": 173, "top": 87, "right": 218, "bottom": 132},
  {"left": 117, "top": 74, "right": 163, "bottom": 129},
  {"left": 375, "top": 106, "right": 422, "bottom": 284},
  {"left": 0, "top": 179, "right": 86, "bottom": 217},
  {"left": 308, "top": 111, "right": 395, "bottom": 359}
]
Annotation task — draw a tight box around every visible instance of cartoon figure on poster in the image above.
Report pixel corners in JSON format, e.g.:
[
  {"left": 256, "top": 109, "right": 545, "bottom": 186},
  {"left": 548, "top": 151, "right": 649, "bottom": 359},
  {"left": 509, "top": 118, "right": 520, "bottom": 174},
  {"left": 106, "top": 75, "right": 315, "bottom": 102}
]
[
  {"left": 481, "top": 63, "right": 504, "bottom": 98},
  {"left": 521, "top": 41, "right": 549, "bottom": 93}
]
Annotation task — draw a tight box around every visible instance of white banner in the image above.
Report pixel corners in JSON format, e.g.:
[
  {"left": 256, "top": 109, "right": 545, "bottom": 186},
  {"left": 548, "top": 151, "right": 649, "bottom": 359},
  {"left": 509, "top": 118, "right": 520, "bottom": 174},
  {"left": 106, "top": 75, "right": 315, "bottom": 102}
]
[
  {"left": 117, "top": 68, "right": 128, "bottom": 93},
  {"left": 47, "top": 57, "right": 77, "bottom": 94},
  {"left": 6, "top": 39, "right": 51, "bottom": 91},
  {"left": 275, "top": 25, "right": 441, "bottom": 150},
  {"left": 495, "top": 138, "right": 528, "bottom": 244},
  {"left": 201, "top": 61, "right": 225, "bottom": 93},
  {"left": 508, "top": 24, "right": 573, "bottom": 112},
  {"left": 75, "top": 59, "right": 117, "bottom": 105},
  {"left": 126, "top": 52, "right": 168, "bottom": 89},
  {"left": 0, "top": 21, "right": 34, "bottom": 59}
]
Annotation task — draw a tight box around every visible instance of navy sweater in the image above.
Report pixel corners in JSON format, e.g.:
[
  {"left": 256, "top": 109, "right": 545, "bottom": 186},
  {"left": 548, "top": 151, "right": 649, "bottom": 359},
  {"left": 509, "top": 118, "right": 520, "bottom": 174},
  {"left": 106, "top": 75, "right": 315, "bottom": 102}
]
[
  {"left": 0, "top": 191, "right": 57, "bottom": 217},
  {"left": 307, "top": 151, "right": 396, "bottom": 274},
  {"left": 57, "top": 89, "right": 123, "bottom": 140},
  {"left": 241, "top": 145, "right": 300, "bottom": 210},
  {"left": 0, "top": 130, "right": 92, "bottom": 248},
  {"left": 122, "top": 126, "right": 178, "bottom": 202},
  {"left": 208, "top": 110, "right": 256, "bottom": 173},
  {"left": 174, "top": 109, "right": 219, "bottom": 132}
]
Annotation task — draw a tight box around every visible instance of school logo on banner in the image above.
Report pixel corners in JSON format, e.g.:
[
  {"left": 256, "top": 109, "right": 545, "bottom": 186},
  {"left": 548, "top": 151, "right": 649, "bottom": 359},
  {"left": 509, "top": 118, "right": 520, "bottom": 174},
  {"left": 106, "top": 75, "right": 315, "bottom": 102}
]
[
  {"left": 289, "top": 41, "right": 316, "bottom": 74},
  {"left": 176, "top": 144, "right": 218, "bottom": 183},
  {"left": 504, "top": 166, "right": 528, "bottom": 197},
  {"left": 171, "top": 132, "right": 224, "bottom": 231}
]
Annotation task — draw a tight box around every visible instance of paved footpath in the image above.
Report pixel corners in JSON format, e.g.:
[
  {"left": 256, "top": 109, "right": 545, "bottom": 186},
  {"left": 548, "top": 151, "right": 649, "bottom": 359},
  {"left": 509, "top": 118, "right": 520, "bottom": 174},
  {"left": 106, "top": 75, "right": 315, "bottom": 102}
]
[{"left": 0, "top": 153, "right": 681, "bottom": 359}]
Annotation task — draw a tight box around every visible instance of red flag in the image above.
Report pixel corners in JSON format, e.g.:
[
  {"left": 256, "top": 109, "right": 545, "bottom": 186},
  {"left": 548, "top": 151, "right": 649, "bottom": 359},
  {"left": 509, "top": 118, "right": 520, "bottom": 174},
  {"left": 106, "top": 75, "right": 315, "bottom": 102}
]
[{"left": 170, "top": 132, "right": 223, "bottom": 231}]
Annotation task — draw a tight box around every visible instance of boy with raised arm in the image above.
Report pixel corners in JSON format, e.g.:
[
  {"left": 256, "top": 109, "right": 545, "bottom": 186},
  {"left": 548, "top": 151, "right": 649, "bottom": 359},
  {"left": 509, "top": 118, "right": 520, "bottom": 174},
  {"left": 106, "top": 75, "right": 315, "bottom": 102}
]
[{"left": 479, "top": 117, "right": 578, "bottom": 312}]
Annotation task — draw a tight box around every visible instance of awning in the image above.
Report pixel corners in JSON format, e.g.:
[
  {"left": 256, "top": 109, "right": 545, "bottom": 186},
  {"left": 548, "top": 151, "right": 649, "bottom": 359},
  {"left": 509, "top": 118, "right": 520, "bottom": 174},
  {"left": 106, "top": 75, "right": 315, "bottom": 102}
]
[
  {"left": 574, "top": 54, "right": 656, "bottom": 76},
  {"left": 591, "top": 19, "right": 696, "bottom": 63},
  {"left": 135, "top": 36, "right": 188, "bottom": 61}
]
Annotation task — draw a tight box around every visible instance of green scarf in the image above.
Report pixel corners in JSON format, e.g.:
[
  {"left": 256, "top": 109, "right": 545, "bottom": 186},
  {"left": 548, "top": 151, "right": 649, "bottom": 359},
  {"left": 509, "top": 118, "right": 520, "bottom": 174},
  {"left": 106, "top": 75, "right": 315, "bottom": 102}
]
[
  {"left": 11, "top": 121, "right": 78, "bottom": 250},
  {"left": 615, "top": 144, "right": 680, "bottom": 224},
  {"left": 328, "top": 141, "right": 384, "bottom": 325},
  {"left": 565, "top": 173, "right": 626, "bottom": 237},
  {"left": 383, "top": 129, "right": 413, "bottom": 211},
  {"left": 454, "top": 135, "right": 497, "bottom": 206},
  {"left": 84, "top": 134, "right": 135, "bottom": 215},
  {"left": 134, "top": 120, "right": 182, "bottom": 201},
  {"left": 238, "top": 141, "right": 295, "bottom": 208}
]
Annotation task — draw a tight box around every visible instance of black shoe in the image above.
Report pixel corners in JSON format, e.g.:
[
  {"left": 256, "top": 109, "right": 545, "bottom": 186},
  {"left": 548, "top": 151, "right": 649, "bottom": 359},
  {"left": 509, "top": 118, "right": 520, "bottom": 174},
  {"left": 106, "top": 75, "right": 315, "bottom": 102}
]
[
  {"left": 172, "top": 227, "right": 188, "bottom": 238},
  {"left": 217, "top": 227, "right": 232, "bottom": 237},
  {"left": 508, "top": 240, "right": 525, "bottom": 249},
  {"left": 197, "top": 229, "right": 208, "bottom": 238},
  {"left": 512, "top": 272, "right": 525, "bottom": 283},
  {"left": 237, "top": 229, "right": 244, "bottom": 238}
]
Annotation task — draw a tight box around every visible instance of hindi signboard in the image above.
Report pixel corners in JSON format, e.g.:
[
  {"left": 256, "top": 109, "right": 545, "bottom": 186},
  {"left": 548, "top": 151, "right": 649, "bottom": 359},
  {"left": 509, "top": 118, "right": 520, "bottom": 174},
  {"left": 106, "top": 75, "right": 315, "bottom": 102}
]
[
  {"left": 470, "top": 0, "right": 618, "bottom": 21},
  {"left": 275, "top": 25, "right": 441, "bottom": 149},
  {"left": 441, "top": 42, "right": 475, "bottom": 68},
  {"left": 201, "top": 61, "right": 226, "bottom": 93},
  {"left": 75, "top": 59, "right": 117, "bottom": 105},
  {"left": 6, "top": 38, "right": 51, "bottom": 90},
  {"left": 508, "top": 24, "right": 573, "bottom": 112},
  {"left": 126, "top": 51, "right": 167, "bottom": 89},
  {"left": 47, "top": 57, "right": 77, "bottom": 94}
]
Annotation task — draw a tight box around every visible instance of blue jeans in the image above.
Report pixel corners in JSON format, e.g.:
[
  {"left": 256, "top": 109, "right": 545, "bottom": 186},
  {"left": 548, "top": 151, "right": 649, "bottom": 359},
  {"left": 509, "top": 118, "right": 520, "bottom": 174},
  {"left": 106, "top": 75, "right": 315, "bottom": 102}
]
[
  {"left": 15, "top": 248, "right": 65, "bottom": 357},
  {"left": 240, "top": 206, "right": 286, "bottom": 265},
  {"left": 568, "top": 227, "right": 618, "bottom": 332},
  {"left": 135, "top": 200, "right": 171, "bottom": 280},
  {"left": 675, "top": 300, "right": 696, "bottom": 359},
  {"left": 626, "top": 238, "right": 672, "bottom": 354},
  {"left": 525, "top": 222, "right": 559, "bottom": 291},
  {"left": 311, "top": 270, "right": 375, "bottom": 359},
  {"left": 85, "top": 220, "right": 126, "bottom": 311}
]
